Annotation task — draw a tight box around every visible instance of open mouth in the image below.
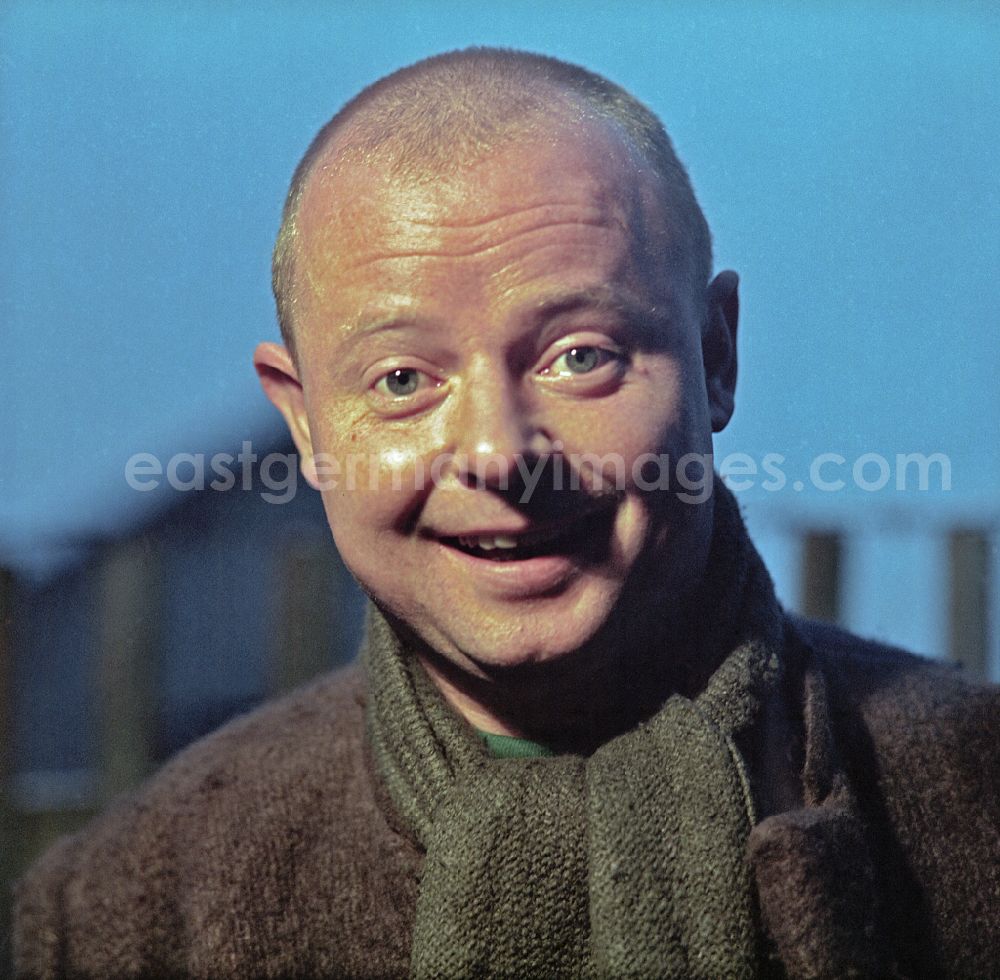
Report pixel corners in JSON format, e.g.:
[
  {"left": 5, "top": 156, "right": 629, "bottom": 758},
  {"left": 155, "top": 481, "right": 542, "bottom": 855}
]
[{"left": 440, "top": 506, "right": 615, "bottom": 562}]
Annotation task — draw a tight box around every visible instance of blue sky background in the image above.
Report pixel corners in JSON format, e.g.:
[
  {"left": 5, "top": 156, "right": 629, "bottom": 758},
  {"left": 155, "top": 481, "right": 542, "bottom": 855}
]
[{"left": 2, "top": 1, "right": 998, "bottom": 579}]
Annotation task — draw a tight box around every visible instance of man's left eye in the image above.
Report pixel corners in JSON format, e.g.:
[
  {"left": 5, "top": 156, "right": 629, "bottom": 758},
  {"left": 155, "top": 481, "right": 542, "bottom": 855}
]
[{"left": 545, "top": 346, "right": 620, "bottom": 377}]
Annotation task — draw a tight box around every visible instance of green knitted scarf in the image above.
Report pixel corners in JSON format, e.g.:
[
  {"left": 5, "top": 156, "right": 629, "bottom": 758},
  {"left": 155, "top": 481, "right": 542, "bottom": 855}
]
[{"left": 366, "top": 487, "right": 783, "bottom": 978}]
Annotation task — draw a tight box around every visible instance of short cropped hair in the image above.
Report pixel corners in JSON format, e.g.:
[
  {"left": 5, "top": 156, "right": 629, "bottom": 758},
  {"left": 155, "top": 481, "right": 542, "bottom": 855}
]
[{"left": 272, "top": 47, "right": 713, "bottom": 358}]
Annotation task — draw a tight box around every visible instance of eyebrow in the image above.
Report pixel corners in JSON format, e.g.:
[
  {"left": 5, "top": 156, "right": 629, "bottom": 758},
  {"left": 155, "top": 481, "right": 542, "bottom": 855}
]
[
  {"left": 338, "top": 285, "right": 672, "bottom": 349},
  {"left": 527, "top": 286, "right": 676, "bottom": 352},
  {"left": 529, "top": 285, "right": 656, "bottom": 324},
  {"left": 339, "top": 311, "right": 429, "bottom": 345}
]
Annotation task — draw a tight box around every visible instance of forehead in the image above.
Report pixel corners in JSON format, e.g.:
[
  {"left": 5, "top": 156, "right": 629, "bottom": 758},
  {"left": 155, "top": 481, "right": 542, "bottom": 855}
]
[
  {"left": 291, "top": 119, "right": 678, "bottom": 335},
  {"left": 306, "top": 115, "right": 667, "bottom": 242}
]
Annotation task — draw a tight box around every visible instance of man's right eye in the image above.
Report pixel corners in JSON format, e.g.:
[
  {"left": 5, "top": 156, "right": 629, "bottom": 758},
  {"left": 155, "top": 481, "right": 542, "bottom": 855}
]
[{"left": 371, "top": 367, "right": 442, "bottom": 403}]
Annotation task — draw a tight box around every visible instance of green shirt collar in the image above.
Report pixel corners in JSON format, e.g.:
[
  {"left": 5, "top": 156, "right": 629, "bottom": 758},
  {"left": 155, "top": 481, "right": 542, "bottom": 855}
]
[{"left": 477, "top": 730, "right": 554, "bottom": 759}]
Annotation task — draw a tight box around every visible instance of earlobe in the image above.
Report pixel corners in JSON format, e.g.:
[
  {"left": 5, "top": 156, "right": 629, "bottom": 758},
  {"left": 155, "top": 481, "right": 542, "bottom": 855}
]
[
  {"left": 253, "top": 342, "right": 322, "bottom": 489},
  {"left": 703, "top": 271, "right": 739, "bottom": 433}
]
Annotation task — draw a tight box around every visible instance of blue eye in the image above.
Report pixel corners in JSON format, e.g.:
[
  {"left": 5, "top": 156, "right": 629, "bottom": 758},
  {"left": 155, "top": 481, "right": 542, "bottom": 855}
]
[
  {"left": 548, "top": 345, "right": 620, "bottom": 377},
  {"left": 562, "top": 346, "right": 600, "bottom": 373},
  {"left": 379, "top": 368, "right": 422, "bottom": 397},
  {"left": 368, "top": 365, "right": 444, "bottom": 415}
]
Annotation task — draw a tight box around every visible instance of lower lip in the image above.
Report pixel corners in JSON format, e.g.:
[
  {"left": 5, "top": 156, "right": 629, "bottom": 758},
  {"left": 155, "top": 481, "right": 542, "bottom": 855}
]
[
  {"left": 437, "top": 513, "right": 613, "bottom": 598},
  {"left": 441, "top": 545, "right": 582, "bottom": 598}
]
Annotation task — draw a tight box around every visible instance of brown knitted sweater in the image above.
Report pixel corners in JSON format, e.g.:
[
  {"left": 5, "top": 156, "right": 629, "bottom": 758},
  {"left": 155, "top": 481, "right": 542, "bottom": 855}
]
[{"left": 14, "top": 604, "right": 1000, "bottom": 977}]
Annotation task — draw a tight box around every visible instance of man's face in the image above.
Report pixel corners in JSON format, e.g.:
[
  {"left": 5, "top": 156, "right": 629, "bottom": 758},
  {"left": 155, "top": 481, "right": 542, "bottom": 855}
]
[{"left": 272, "top": 120, "right": 728, "bottom": 676}]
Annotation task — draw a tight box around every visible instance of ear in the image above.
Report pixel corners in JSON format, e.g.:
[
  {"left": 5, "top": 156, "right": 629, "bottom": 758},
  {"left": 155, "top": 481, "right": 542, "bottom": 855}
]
[
  {"left": 253, "top": 342, "right": 322, "bottom": 489},
  {"left": 703, "top": 270, "right": 739, "bottom": 432}
]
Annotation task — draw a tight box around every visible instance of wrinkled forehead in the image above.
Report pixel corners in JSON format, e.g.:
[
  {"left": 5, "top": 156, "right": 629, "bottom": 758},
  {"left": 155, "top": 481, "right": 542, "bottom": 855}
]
[{"left": 295, "top": 115, "right": 673, "bottom": 276}]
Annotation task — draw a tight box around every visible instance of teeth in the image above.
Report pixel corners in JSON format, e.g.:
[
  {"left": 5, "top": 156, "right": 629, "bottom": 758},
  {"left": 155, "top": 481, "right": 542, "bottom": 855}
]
[
  {"left": 452, "top": 511, "right": 607, "bottom": 556},
  {"left": 456, "top": 528, "right": 565, "bottom": 552},
  {"left": 458, "top": 534, "right": 519, "bottom": 550}
]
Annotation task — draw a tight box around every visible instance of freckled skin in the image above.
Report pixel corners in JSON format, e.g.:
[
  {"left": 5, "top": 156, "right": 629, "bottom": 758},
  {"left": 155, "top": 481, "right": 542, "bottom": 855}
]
[{"left": 257, "top": 119, "right": 736, "bottom": 734}]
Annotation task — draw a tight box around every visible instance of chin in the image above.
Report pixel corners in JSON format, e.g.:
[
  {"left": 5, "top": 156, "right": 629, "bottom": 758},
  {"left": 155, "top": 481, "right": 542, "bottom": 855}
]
[{"left": 428, "top": 602, "right": 623, "bottom": 682}]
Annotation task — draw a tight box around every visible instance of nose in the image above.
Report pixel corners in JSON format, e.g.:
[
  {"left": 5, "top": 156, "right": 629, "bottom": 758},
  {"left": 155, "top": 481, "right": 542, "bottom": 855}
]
[{"left": 447, "top": 366, "right": 550, "bottom": 489}]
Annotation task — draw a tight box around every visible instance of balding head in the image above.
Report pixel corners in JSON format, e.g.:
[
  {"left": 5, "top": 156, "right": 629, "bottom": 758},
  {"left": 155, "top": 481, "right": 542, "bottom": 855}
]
[{"left": 272, "top": 48, "right": 713, "bottom": 358}]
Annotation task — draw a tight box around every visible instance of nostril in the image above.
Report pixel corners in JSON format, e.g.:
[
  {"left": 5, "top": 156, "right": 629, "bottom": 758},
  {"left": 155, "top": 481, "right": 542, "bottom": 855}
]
[{"left": 457, "top": 451, "right": 518, "bottom": 490}]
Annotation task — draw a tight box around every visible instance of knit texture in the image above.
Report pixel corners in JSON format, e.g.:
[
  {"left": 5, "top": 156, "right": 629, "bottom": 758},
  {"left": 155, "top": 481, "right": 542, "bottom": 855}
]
[
  {"left": 366, "top": 486, "right": 784, "bottom": 978},
  {"left": 13, "top": 490, "right": 1000, "bottom": 977}
]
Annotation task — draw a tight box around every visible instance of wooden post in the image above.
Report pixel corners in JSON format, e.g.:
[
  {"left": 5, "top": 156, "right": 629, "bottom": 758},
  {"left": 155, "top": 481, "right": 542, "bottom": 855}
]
[
  {"left": 96, "top": 536, "right": 160, "bottom": 801},
  {"left": 948, "top": 529, "right": 989, "bottom": 678},
  {"left": 801, "top": 531, "right": 842, "bottom": 624}
]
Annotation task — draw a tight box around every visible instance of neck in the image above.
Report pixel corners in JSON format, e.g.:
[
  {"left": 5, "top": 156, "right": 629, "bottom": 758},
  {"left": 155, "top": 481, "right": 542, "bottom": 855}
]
[{"left": 415, "top": 625, "right": 680, "bottom": 753}]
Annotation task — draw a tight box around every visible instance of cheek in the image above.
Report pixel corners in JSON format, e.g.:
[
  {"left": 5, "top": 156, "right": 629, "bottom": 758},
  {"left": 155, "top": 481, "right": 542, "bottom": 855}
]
[
  {"left": 315, "top": 426, "right": 437, "bottom": 539},
  {"left": 630, "top": 361, "right": 710, "bottom": 459},
  {"left": 341, "top": 444, "right": 426, "bottom": 493},
  {"left": 555, "top": 375, "right": 686, "bottom": 460}
]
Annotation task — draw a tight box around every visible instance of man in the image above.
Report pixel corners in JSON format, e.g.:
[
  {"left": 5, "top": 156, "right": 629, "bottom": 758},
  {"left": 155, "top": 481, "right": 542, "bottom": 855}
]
[{"left": 15, "top": 48, "right": 1000, "bottom": 978}]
